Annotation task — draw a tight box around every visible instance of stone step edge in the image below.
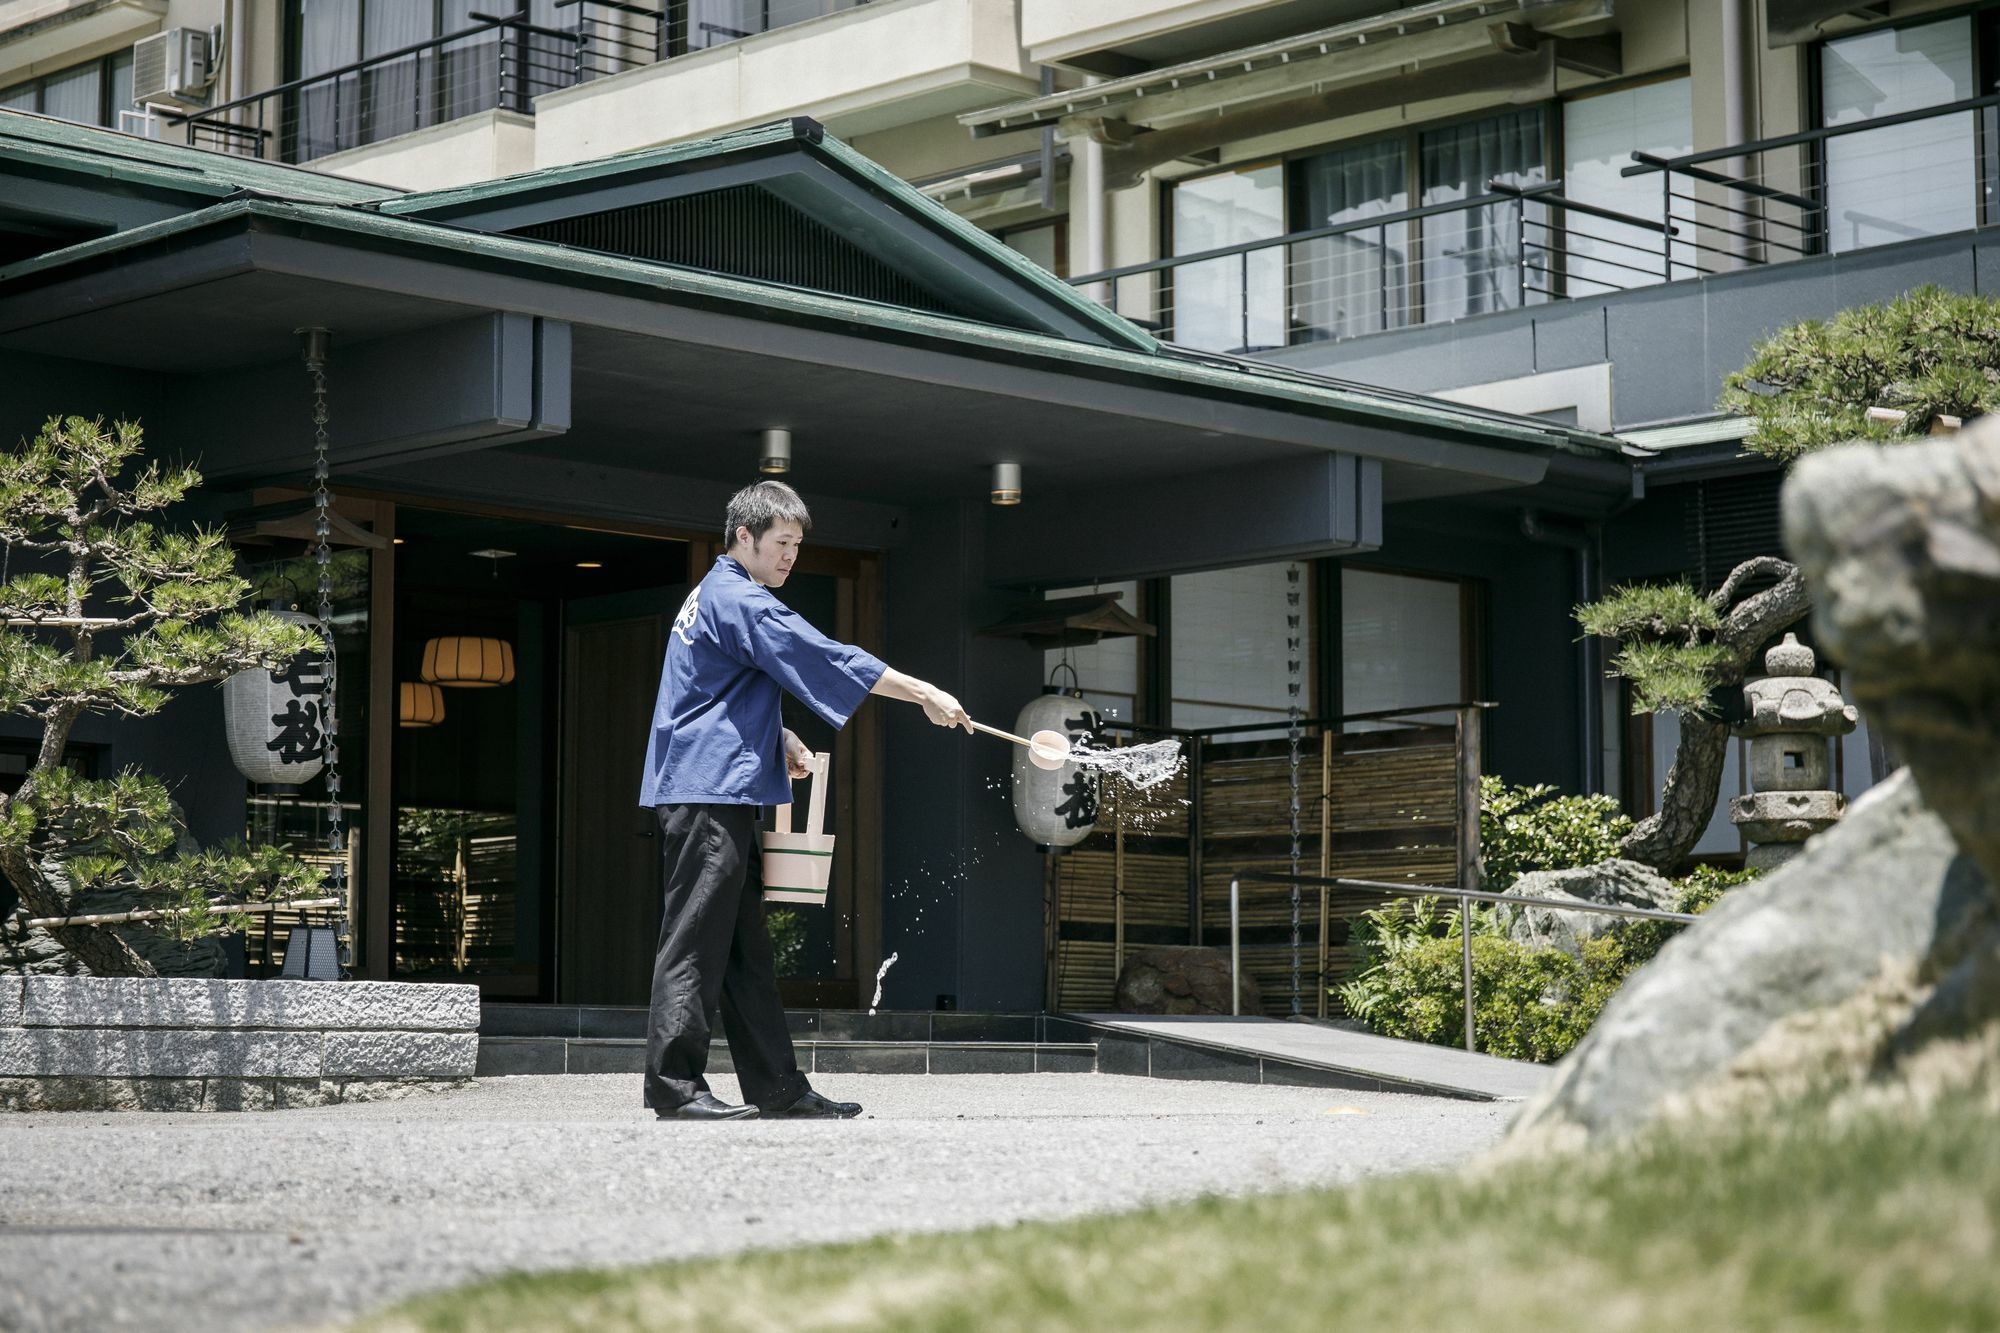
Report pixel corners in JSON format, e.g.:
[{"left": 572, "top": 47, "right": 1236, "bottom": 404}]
[
  {"left": 482, "top": 1037, "right": 1097, "bottom": 1053},
  {"left": 1052, "top": 1016, "right": 1504, "bottom": 1103}
]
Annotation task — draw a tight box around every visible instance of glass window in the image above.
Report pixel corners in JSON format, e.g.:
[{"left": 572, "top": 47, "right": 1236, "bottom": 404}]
[
  {"left": 1002, "top": 220, "right": 1067, "bottom": 278},
  {"left": 1169, "top": 163, "right": 1285, "bottom": 353},
  {"left": 1290, "top": 137, "right": 1410, "bottom": 341},
  {"left": 1042, "top": 582, "right": 1140, "bottom": 724},
  {"left": 0, "top": 83, "right": 36, "bottom": 112},
  {"left": 38, "top": 63, "right": 102, "bottom": 126},
  {"left": 107, "top": 50, "right": 134, "bottom": 126},
  {"left": 1419, "top": 109, "right": 1546, "bottom": 323},
  {"left": 1820, "top": 16, "right": 1976, "bottom": 252},
  {"left": 360, "top": 0, "right": 435, "bottom": 142},
  {"left": 295, "top": 0, "right": 361, "bottom": 159},
  {"left": 1341, "top": 568, "right": 1463, "bottom": 723},
  {"left": 1169, "top": 562, "right": 1308, "bottom": 731},
  {"left": 1563, "top": 77, "right": 1692, "bottom": 290}
]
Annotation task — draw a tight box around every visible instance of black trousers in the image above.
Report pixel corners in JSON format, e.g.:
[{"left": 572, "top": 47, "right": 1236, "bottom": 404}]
[{"left": 643, "top": 803, "right": 810, "bottom": 1113}]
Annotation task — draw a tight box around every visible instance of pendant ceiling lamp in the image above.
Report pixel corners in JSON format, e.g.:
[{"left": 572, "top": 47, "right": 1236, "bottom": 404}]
[
  {"left": 398, "top": 681, "right": 446, "bottom": 727},
  {"left": 421, "top": 636, "right": 516, "bottom": 688}
]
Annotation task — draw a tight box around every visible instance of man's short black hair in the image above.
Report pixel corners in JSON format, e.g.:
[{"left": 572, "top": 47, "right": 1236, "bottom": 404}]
[{"left": 725, "top": 479, "right": 813, "bottom": 547}]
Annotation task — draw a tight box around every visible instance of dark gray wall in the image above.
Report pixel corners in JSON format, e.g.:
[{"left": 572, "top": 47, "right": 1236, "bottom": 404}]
[
  {"left": 879, "top": 498, "right": 1045, "bottom": 1011},
  {"left": 1262, "top": 231, "right": 1989, "bottom": 429},
  {"left": 1370, "top": 501, "right": 1585, "bottom": 794}
]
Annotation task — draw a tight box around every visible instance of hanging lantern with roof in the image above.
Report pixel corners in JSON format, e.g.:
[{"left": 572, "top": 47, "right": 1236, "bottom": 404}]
[{"left": 981, "top": 589, "right": 1156, "bottom": 849}]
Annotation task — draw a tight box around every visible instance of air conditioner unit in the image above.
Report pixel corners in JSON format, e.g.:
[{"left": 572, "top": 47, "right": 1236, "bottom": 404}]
[{"left": 131, "top": 28, "right": 214, "bottom": 111}]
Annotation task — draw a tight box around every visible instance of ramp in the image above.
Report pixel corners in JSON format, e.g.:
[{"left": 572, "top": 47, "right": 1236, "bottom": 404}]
[{"left": 1058, "top": 1014, "right": 1549, "bottom": 1102}]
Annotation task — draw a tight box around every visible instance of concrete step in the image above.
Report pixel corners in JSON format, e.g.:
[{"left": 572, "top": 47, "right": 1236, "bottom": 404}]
[
  {"left": 476, "top": 1035, "right": 1097, "bottom": 1077},
  {"left": 480, "top": 1004, "right": 1043, "bottom": 1044}
]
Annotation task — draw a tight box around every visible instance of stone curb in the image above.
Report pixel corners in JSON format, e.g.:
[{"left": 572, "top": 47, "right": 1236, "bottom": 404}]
[{"left": 18, "top": 977, "right": 479, "bottom": 1031}]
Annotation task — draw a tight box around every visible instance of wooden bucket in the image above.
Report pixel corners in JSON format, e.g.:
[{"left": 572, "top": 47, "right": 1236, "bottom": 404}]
[{"left": 762, "top": 751, "right": 834, "bottom": 905}]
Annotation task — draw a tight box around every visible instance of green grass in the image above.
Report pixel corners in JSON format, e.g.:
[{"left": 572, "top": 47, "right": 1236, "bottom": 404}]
[{"left": 363, "top": 1093, "right": 2000, "bottom": 1333}]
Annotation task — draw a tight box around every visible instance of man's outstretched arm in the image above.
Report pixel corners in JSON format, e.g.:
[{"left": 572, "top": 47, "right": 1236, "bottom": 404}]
[{"left": 870, "top": 667, "right": 973, "bottom": 731}]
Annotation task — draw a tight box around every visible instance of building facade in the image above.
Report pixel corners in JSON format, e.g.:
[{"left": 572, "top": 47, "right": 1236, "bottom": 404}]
[{"left": 2, "top": 0, "right": 1972, "bottom": 1013}]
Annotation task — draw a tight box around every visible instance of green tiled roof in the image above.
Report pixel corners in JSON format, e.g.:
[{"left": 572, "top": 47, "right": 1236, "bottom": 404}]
[
  {"left": 0, "top": 106, "right": 395, "bottom": 204},
  {"left": 0, "top": 196, "right": 1622, "bottom": 458}
]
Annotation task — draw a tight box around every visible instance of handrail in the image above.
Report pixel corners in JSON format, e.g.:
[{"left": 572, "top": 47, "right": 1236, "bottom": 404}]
[
  {"left": 1620, "top": 90, "right": 2000, "bottom": 176},
  {"left": 1488, "top": 179, "right": 1679, "bottom": 235},
  {"left": 173, "top": 11, "right": 575, "bottom": 124},
  {"left": 1239, "top": 871, "right": 1700, "bottom": 925}
]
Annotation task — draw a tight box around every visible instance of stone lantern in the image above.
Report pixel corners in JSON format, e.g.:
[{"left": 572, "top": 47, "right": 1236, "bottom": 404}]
[{"left": 1730, "top": 633, "right": 1858, "bottom": 871}]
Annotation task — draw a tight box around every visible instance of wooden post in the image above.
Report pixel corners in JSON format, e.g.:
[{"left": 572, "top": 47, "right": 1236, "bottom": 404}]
[
  {"left": 1454, "top": 705, "right": 1484, "bottom": 893},
  {"left": 1112, "top": 787, "right": 1126, "bottom": 978},
  {"left": 1318, "top": 728, "right": 1332, "bottom": 1018},
  {"left": 1043, "top": 849, "right": 1062, "bottom": 1012}
]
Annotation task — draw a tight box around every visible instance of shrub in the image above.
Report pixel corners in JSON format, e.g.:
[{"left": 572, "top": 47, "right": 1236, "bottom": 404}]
[
  {"left": 1340, "top": 788, "right": 1757, "bottom": 1062},
  {"left": 1479, "top": 776, "right": 1633, "bottom": 891}
]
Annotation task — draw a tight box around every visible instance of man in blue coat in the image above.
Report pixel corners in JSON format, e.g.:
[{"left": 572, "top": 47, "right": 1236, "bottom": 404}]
[{"left": 639, "top": 479, "right": 970, "bottom": 1120}]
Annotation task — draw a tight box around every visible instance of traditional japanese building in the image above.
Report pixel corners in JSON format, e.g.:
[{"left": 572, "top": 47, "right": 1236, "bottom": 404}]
[{"left": 2, "top": 0, "right": 1954, "bottom": 1014}]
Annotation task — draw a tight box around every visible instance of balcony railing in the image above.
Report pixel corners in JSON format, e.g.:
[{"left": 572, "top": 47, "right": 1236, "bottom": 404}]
[
  {"left": 565, "top": 0, "right": 875, "bottom": 81},
  {"left": 1071, "top": 95, "right": 2000, "bottom": 355},
  {"left": 180, "top": 3, "right": 883, "bottom": 161},
  {"left": 180, "top": 11, "right": 576, "bottom": 162}
]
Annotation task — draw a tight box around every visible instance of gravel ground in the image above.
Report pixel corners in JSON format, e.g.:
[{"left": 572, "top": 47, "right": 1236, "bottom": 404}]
[{"left": 0, "top": 1073, "right": 1513, "bottom": 1332}]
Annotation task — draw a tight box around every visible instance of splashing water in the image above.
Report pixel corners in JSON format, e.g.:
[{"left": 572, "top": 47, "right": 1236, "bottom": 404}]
[
  {"left": 1065, "top": 737, "right": 1184, "bottom": 791},
  {"left": 868, "top": 952, "right": 900, "bottom": 1015}
]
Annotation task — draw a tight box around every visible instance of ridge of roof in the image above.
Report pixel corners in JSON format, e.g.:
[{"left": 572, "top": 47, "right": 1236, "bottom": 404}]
[
  {"left": 373, "top": 119, "right": 813, "bottom": 217},
  {"left": 0, "top": 106, "right": 396, "bottom": 204},
  {"left": 374, "top": 116, "right": 1157, "bottom": 356},
  {"left": 0, "top": 196, "right": 1621, "bottom": 459}
]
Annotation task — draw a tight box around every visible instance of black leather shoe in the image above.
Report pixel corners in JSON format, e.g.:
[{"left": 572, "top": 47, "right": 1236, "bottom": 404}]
[
  {"left": 656, "top": 1093, "right": 758, "bottom": 1121},
  {"left": 769, "top": 1089, "right": 862, "bottom": 1119}
]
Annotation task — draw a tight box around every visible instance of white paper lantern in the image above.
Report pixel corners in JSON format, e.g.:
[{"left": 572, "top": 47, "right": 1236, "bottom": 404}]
[
  {"left": 224, "top": 610, "right": 332, "bottom": 786},
  {"left": 1011, "top": 689, "right": 1101, "bottom": 848}
]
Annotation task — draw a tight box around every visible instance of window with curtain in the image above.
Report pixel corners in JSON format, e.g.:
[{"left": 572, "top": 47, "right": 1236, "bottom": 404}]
[
  {"left": 3, "top": 52, "right": 132, "bottom": 128},
  {"left": 1290, "top": 137, "right": 1410, "bottom": 342},
  {"left": 1562, "top": 77, "right": 1692, "bottom": 291},
  {"left": 1042, "top": 583, "right": 1141, "bottom": 724},
  {"left": 1340, "top": 568, "right": 1464, "bottom": 725},
  {"left": 1418, "top": 109, "right": 1546, "bottom": 323},
  {"left": 1820, "top": 16, "right": 1976, "bottom": 253},
  {"left": 1168, "top": 163, "right": 1286, "bottom": 353},
  {"left": 1169, "top": 562, "right": 1309, "bottom": 731}
]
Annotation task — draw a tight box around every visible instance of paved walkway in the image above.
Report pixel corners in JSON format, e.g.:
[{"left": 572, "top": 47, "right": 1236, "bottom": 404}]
[
  {"left": 0, "top": 1073, "right": 1513, "bottom": 1332},
  {"left": 1073, "top": 1014, "right": 1553, "bottom": 1100}
]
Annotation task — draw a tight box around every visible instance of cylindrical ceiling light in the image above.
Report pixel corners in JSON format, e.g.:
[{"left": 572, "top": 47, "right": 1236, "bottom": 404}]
[
  {"left": 990, "top": 461, "right": 1022, "bottom": 505},
  {"left": 759, "top": 428, "right": 792, "bottom": 474},
  {"left": 420, "top": 636, "right": 517, "bottom": 687},
  {"left": 399, "top": 681, "right": 446, "bottom": 727}
]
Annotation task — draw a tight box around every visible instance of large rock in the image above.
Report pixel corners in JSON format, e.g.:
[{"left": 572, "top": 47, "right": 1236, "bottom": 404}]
[
  {"left": 1783, "top": 422, "right": 2000, "bottom": 891},
  {"left": 1509, "top": 422, "right": 2000, "bottom": 1148},
  {"left": 1508, "top": 771, "right": 1992, "bottom": 1146},
  {"left": 1114, "top": 945, "right": 1262, "bottom": 1016},
  {"left": 1504, "top": 859, "right": 1677, "bottom": 958}
]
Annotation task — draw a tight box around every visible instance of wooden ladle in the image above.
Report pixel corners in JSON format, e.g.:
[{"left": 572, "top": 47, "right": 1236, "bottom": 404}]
[{"left": 969, "top": 720, "right": 1072, "bottom": 770}]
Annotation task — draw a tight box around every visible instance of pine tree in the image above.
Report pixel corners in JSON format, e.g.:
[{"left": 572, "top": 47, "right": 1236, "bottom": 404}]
[
  {"left": 1583, "top": 285, "right": 1996, "bottom": 870},
  {"left": 0, "top": 416, "right": 328, "bottom": 976}
]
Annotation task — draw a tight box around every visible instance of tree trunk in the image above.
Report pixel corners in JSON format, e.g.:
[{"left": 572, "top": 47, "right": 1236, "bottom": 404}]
[
  {"left": 0, "top": 845, "right": 156, "bottom": 977},
  {"left": 1616, "top": 556, "right": 1813, "bottom": 872},
  {"left": 1617, "top": 716, "right": 1732, "bottom": 870}
]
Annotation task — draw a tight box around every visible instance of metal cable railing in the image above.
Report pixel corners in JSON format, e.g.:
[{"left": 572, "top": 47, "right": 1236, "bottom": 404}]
[
  {"left": 1621, "top": 92, "right": 2000, "bottom": 274},
  {"left": 1067, "top": 181, "right": 1674, "bottom": 355}
]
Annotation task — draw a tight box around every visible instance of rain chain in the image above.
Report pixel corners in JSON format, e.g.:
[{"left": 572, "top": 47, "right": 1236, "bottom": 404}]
[
  {"left": 1285, "top": 563, "right": 1304, "bottom": 1017},
  {"left": 301, "top": 329, "right": 351, "bottom": 975}
]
